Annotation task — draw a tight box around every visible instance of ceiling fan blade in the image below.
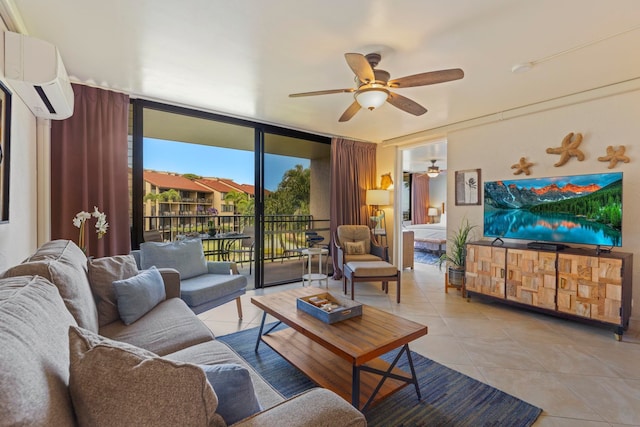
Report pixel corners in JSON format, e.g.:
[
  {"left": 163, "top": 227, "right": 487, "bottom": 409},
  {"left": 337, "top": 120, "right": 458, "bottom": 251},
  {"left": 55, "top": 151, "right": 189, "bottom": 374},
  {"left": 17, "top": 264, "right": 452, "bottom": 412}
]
[
  {"left": 387, "top": 92, "right": 427, "bottom": 116},
  {"left": 338, "top": 100, "right": 361, "bottom": 122},
  {"left": 289, "top": 88, "right": 355, "bottom": 97},
  {"left": 388, "top": 68, "right": 464, "bottom": 88},
  {"left": 345, "top": 53, "right": 375, "bottom": 84}
]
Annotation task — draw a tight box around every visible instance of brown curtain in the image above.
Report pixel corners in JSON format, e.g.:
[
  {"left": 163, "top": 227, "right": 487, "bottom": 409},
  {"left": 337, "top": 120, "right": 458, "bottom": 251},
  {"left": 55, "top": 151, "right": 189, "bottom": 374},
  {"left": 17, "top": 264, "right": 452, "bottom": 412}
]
[
  {"left": 51, "top": 84, "right": 130, "bottom": 257},
  {"left": 330, "top": 138, "right": 377, "bottom": 278},
  {"left": 412, "top": 173, "right": 430, "bottom": 224}
]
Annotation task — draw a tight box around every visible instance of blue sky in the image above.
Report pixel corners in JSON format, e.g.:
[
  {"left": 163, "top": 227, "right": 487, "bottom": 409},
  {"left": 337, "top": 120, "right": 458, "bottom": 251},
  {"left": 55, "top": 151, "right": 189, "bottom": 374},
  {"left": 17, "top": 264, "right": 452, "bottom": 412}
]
[{"left": 144, "top": 138, "right": 309, "bottom": 191}]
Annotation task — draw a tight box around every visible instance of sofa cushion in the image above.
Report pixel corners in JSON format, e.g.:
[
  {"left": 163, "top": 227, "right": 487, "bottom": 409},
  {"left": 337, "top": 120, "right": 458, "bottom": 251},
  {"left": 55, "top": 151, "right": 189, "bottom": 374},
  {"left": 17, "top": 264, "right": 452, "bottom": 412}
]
[
  {"left": 68, "top": 326, "right": 220, "bottom": 427},
  {"left": 235, "top": 388, "right": 367, "bottom": 427},
  {"left": 99, "top": 297, "right": 215, "bottom": 356},
  {"left": 140, "top": 238, "right": 207, "bottom": 279},
  {"left": 2, "top": 239, "right": 99, "bottom": 332},
  {"left": 344, "top": 253, "right": 382, "bottom": 264},
  {"left": 200, "top": 363, "right": 262, "bottom": 425},
  {"left": 23, "top": 239, "right": 87, "bottom": 264},
  {"left": 165, "top": 340, "right": 284, "bottom": 411},
  {"left": 88, "top": 254, "right": 139, "bottom": 326},
  {"left": 0, "top": 276, "right": 78, "bottom": 426},
  {"left": 113, "top": 266, "right": 166, "bottom": 325},
  {"left": 180, "top": 273, "right": 246, "bottom": 308},
  {"left": 346, "top": 260, "right": 398, "bottom": 277}
]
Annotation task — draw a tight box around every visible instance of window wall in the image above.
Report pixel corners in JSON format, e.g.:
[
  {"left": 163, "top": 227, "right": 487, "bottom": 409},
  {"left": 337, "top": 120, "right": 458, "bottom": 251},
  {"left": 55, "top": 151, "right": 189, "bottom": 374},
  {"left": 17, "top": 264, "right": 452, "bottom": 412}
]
[{"left": 129, "top": 100, "right": 331, "bottom": 288}]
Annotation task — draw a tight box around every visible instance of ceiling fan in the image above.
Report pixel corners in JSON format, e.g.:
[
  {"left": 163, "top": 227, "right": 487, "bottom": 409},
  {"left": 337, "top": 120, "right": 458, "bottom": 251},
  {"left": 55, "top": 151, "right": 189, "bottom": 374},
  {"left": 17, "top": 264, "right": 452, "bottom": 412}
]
[
  {"left": 289, "top": 52, "right": 464, "bottom": 122},
  {"left": 426, "top": 160, "right": 440, "bottom": 177},
  {"left": 414, "top": 160, "right": 442, "bottom": 178}
]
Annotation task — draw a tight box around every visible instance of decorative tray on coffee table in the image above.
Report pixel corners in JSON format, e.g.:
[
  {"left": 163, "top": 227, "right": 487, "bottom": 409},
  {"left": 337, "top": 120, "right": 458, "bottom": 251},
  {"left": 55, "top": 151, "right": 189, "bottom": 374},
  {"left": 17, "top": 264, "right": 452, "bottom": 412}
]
[{"left": 296, "top": 292, "right": 363, "bottom": 324}]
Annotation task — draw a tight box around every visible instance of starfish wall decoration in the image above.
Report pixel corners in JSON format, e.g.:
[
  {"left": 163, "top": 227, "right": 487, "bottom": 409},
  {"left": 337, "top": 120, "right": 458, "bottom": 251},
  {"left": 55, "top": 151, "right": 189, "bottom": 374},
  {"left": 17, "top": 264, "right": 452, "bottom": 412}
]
[
  {"left": 546, "top": 132, "right": 585, "bottom": 167},
  {"left": 597, "top": 145, "right": 630, "bottom": 169},
  {"left": 511, "top": 157, "right": 534, "bottom": 175}
]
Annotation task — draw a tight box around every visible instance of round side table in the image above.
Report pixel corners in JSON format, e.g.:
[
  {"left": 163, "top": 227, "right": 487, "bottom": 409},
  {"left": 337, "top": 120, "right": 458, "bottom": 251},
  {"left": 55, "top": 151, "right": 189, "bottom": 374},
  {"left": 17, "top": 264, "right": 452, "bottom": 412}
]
[{"left": 301, "top": 248, "right": 329, "bottom": 288}]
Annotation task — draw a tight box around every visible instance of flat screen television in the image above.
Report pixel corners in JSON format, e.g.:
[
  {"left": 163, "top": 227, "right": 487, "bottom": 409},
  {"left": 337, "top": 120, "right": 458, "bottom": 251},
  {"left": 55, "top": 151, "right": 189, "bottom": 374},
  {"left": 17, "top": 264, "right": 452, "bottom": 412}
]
[{"left": 484, "top": 172, "right": 622, "bottom": 247}]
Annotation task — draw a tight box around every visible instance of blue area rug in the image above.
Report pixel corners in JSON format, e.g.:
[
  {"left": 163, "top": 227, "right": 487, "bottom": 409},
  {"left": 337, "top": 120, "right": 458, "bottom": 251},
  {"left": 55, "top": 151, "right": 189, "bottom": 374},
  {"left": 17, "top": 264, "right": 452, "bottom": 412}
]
[
  {"left": 218, "top": 323, "right": 542, "bottom": 426},
  {"left": 414, "top": 249, "right": 441, "bottom": 265}
]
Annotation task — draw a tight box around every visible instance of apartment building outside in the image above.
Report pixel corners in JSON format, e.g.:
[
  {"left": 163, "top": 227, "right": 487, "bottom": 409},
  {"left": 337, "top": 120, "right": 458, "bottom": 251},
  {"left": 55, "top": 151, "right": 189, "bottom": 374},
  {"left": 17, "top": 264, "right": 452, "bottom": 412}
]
[{"left": 142, "top": 170, "right": 256, "bottom": 233}]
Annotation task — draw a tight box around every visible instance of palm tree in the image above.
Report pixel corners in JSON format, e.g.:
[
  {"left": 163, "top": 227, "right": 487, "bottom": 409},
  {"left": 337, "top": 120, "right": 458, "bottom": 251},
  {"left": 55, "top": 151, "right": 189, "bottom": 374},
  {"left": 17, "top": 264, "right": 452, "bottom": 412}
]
[
  {"left": 224, "top": 190, "right": 252, "bottom": 215},
  {"left": 159, "top": 189, "right": 180, "bottom": 202}
]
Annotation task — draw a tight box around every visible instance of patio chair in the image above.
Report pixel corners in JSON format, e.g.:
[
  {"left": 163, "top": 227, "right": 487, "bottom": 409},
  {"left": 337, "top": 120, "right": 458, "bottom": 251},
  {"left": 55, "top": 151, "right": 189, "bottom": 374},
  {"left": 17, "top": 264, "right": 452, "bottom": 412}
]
[
  {"left": 143, "top": 230, "right": 163, "bottom": 242},
  {"left": 279, "top": 232, "right": 306, "bottom": 263},
  {"left": 228, "top": 226, "right": 255, "bottom": 274},
  {"left": 305, "top": 231, "right": 325, "bottom": 247}
]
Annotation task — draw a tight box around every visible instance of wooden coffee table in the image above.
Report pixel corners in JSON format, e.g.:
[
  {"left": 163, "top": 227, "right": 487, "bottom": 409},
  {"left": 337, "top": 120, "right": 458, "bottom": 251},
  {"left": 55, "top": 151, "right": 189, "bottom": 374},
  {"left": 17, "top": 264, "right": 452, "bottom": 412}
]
[{"left": 251, "top": 288, "right": 428, "bottom": 411}]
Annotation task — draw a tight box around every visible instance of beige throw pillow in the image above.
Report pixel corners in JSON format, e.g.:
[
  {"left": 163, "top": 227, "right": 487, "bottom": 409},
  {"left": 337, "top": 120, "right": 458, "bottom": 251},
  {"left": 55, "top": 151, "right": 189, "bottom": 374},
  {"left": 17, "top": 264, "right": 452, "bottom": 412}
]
[
  {"left": 87, "top": 255, "right": 139, "bottom": 326},
  {"left": 68, "top": 326, "right": 219, "bottom": 427},
  {"left": 344, "top": 240, "right": 367, "bottom": 255}
]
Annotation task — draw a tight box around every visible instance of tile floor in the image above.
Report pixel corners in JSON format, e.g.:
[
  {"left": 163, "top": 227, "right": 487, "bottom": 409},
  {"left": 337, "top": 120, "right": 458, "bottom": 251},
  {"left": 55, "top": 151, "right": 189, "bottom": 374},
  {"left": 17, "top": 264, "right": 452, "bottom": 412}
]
[{"left": 198, "top": 262, "right": 640, "bottom": 426}]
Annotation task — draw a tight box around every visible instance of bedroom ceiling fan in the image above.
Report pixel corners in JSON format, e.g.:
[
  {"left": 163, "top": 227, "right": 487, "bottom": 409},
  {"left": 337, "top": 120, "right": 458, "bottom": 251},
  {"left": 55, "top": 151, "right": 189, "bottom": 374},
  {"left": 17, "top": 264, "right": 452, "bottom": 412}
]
[
  {"left": 426, "top": 160, "right": 440, "bottom": 177},
  {"left": 289, "top": 52, "right": 464, "bottom": 122}
]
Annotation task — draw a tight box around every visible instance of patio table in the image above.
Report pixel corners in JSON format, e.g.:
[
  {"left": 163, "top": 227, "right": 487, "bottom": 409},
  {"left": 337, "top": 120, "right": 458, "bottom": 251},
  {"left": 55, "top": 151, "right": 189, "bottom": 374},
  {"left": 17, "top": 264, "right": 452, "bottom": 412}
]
[{"left": 200, "top": 234, "right": 250, "bottom": 261}]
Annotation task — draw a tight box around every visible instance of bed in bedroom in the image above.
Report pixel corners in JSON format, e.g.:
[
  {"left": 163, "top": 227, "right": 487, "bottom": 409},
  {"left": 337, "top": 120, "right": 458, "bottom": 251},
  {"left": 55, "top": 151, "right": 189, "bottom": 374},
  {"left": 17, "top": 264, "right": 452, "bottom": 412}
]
[{"left": 404, "top": 216, "right": 447, "bottom": 255}]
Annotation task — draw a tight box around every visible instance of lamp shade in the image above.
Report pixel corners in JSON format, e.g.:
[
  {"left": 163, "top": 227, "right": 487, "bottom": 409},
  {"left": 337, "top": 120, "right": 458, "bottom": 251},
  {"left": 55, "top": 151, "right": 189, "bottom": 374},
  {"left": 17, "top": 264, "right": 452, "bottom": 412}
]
[
  {"left": 366, "top": 189, "right": 390, "bottom": 206},
  {"left": 427, "top": 207, "right": 438, "bottom": 217},
  {"left": 355, "top": 88, "right": 388, "bottom": 110}
]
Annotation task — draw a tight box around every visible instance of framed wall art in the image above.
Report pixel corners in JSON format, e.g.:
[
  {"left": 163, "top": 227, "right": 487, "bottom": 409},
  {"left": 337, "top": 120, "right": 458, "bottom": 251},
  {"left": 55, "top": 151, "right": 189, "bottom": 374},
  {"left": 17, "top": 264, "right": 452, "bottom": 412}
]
[
  {"left": 455, "top": 168, "right": 481, "bottom": 206},
  {"left": 0, "top": 81, "right": 12, "bottom": 223}
]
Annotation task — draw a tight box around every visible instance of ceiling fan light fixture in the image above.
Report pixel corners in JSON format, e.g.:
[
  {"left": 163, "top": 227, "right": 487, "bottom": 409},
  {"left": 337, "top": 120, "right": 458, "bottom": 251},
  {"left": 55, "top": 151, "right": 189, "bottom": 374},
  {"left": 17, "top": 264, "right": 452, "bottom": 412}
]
[
  {"left": 290, "top": 52, "right": 464, "bottom": 121},
  {"left": 511, "top": 62, "right": 534, "bottom": 73},
  {"left": 355, "top": 87, "right": 388, "bottom": 110},
  {"left": 426, "top": 160, "right": 440, "bottom": 178}
]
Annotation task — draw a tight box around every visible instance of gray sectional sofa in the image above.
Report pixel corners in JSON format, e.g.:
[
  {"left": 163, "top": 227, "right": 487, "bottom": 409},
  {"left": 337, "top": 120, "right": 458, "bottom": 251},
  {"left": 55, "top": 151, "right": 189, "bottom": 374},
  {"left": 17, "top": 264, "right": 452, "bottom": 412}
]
[{"left": 0, "top": 240, "right": 366, "bottom": 426}]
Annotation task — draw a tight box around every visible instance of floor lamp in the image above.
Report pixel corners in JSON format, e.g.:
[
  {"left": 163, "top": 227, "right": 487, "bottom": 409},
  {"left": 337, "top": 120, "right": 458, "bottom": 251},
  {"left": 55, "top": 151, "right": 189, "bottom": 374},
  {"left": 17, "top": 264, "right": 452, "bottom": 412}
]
[{"left": 366, "top": 189, "right": 390, "bottom": 238}]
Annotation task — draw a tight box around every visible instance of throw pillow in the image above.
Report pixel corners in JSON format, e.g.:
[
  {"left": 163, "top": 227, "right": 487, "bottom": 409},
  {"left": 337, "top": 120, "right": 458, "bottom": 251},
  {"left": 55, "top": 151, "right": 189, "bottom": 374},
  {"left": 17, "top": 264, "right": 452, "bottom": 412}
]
[
  {"left": 199, "top": 364, "right": 262, "bottom": 425},
  {"left": 87, "top": 255, "right": 139, "bottom": 326},
  {"left": 344, "top": 240, "right": 366, "bottom": 255},
  {"left": 2, "top": 240, "right": 99, "bottom": 332},
  {"left": 68, "top": 326, "right": 219, "bottom": 427},
  {"left": 113, "top": 266, "right": 166, "bottom": 325},
  {"left": 140, "top": 238, "right": 208, "bottom": 280}
]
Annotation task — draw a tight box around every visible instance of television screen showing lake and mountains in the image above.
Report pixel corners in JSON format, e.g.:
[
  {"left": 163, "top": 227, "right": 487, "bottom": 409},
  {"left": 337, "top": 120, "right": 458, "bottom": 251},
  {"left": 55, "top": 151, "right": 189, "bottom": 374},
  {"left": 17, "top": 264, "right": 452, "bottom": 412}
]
[{"left": 484, "top": 172, "right": 622, "bottom": 247}]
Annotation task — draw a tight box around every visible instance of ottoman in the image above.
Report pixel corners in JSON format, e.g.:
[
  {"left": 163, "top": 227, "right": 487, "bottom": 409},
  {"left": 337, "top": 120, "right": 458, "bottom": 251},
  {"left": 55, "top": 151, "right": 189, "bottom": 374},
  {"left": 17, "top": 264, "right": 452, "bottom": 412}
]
[{"left": 343, "top": 261, "right": 401, "bottom": 303}]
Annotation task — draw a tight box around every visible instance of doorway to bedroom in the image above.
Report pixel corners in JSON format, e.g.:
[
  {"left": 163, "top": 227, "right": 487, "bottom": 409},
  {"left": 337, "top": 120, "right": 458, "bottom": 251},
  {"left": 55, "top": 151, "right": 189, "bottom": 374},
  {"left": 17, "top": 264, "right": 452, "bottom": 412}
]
[{"left": 401, "top": 140, "right": 448, "bottom": 266}]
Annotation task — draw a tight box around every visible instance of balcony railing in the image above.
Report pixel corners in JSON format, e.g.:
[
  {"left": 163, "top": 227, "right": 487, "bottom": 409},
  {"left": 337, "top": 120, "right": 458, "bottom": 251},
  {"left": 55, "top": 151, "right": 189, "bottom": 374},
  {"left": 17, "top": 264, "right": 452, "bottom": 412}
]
[{"left": 143, "top": 214, "right": 330, "bottom": 262}]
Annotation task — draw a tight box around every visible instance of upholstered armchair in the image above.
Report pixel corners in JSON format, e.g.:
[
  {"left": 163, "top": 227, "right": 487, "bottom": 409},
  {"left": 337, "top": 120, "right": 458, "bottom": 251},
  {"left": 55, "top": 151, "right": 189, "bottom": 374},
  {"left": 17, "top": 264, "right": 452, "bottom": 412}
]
[
  {"left": 334, "top": 224, "right": 388, "bottom": 275},
  {"left": 131, "top": 238, "right": 247, "bottom": 318}
]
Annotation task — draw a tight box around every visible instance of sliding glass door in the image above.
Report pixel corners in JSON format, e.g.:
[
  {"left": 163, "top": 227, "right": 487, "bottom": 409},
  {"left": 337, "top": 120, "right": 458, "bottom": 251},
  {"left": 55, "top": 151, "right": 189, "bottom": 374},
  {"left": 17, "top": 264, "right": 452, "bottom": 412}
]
[
  {"left": 130, "top": 100, "right": 330, "bottom": 289},
  {"left": 261, "top": 133, "right": 331, "bottom": 286}
]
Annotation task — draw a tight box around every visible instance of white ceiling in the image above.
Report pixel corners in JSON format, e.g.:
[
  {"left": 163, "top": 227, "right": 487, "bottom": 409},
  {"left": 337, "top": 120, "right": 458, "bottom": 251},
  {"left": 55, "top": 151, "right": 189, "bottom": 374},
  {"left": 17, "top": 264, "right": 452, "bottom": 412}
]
[{"left": 4, "top": 0, "right": 640, "bottom": 151}]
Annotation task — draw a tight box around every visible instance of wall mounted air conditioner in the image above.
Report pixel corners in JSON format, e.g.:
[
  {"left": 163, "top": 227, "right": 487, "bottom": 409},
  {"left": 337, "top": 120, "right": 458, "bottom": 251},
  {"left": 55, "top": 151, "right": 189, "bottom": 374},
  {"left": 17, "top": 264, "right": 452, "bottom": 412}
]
[{"left": 3, "top": 31, "right": 74, "bottom": 120}]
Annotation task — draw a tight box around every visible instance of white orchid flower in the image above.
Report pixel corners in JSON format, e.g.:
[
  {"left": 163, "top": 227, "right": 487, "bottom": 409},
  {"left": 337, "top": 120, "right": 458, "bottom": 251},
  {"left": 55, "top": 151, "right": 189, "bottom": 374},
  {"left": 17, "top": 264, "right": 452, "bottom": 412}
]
[
  {"left": 95, "top": 213, "right": 109, "bottom": 238},
  {"left": 73, "top": 207, "right": 109, "bottom": 249},
  {"left": 73, "top": 211, "right": 90, "bottom": 223}
]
